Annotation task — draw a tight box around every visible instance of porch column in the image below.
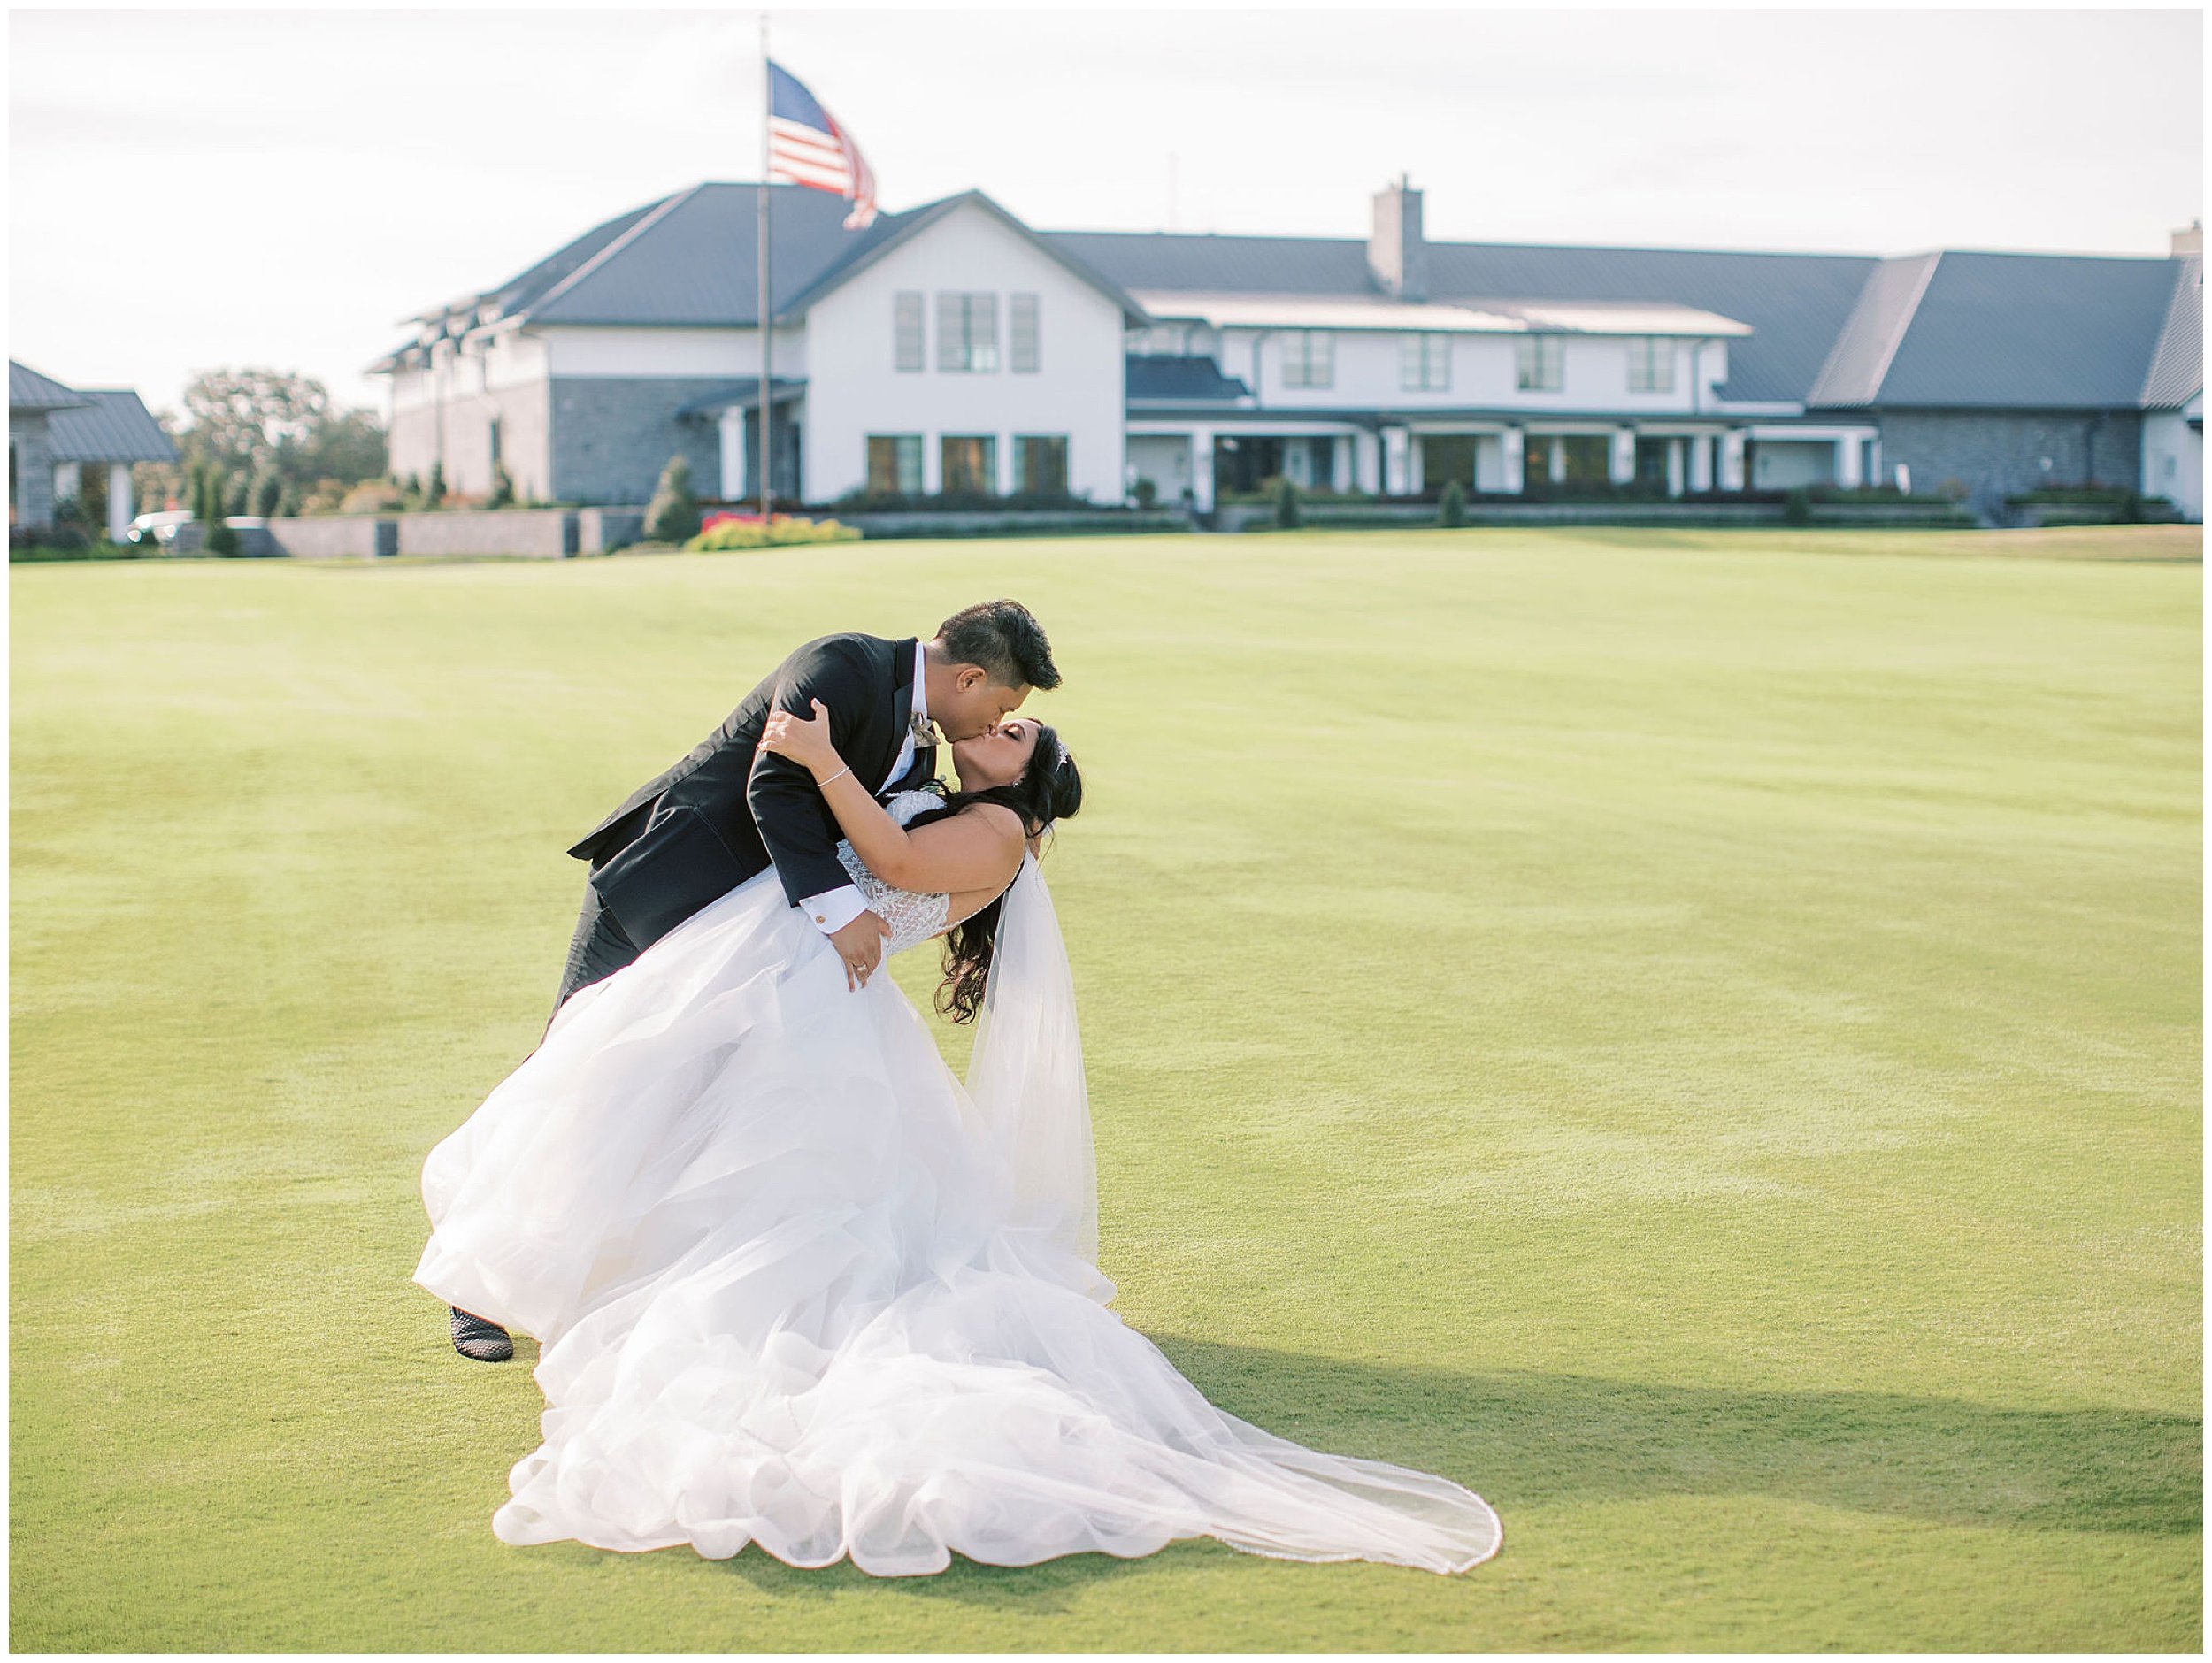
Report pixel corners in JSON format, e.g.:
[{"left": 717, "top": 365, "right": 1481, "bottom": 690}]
[
  {"left": 1835, "top": 433, "right": 1863, "bottom": 489},
  {"left": 1382, "top": 425, "right": 1411, "bottom": 496},
  {"left": 1689, "top": 434, "right": 1714, "bottom": 494},
  {"left": 1407, "top": 434, "right": 1425, "bottom": 495},
  {"left": 1352, "top": 429, "right": 1381, "bottom": 494},
  {"left": 1547, "top": 434, "right": 1565, "bottom": 485},
  {"left": 921, "top": 426, "right": 943, "bottom": 494},
  {"left": 1502, "top": 426, "right": 1525, "bottom": 494},
  {"left": 1331, "top": 435, "right": 1353, "bottom": 493},
  {"left": 1609, "top": 427, "right": 1635, "bottom": 486},
  {"left": 718, "top": 406, "right": 748, "bottom": 500},
  {"left": 1666, "top": 438, "right": 1685, "bottom": 498},
  {"left": 1190, "top": 428, "right": 1216, "bottom": 511},
  {"left": 1719, "top": 430, "right": 1747, "bottom": 492},
  {"left": 107, "top": 462, "right": 133, "bottom": 541}
]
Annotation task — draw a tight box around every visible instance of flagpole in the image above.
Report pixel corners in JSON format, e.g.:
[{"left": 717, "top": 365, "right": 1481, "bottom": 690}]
[{"left": 757, "top": 11, "right": 772, "bottom": 517}]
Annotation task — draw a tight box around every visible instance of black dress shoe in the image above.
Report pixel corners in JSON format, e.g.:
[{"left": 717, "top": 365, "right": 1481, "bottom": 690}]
[{"left": 450, "top": 1306, "right": 513, "bottom": 1362}]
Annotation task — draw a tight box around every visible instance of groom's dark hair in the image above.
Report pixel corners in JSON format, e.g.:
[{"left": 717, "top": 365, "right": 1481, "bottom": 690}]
[{"left": 938, "top": 600, "right": 1060, "bottom": 691}]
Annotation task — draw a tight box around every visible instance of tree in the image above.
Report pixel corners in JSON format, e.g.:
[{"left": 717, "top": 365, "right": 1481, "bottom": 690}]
[
  {"left": 425, "top": 461, "right": 445, "bottom": 508},
  {"left": 252, "top": 470, "right": 283, "bottom": 517},
  {"left": 1438, "top": 479, "right": 1466, "bottom": 527},
  {"left": 166, "top": 369, "right": 387, "bottom": 504},
  {"left": 645, "top": 454, "right": 700, "bottom": 543},
  {"left": 223, "top": 469, "right": 251, "bottom": 517}
]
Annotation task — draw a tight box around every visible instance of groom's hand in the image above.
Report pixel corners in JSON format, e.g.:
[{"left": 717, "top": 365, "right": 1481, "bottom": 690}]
[{"left": 830, "top": 910, "right": 892, "bottom": 990}]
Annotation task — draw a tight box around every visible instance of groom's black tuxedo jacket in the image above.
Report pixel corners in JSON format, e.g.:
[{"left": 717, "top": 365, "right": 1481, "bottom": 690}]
[{"left": 566, "top": 632, "right": 937, "bottom": 946}]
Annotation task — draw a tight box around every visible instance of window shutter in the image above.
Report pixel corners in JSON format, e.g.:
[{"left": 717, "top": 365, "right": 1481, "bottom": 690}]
[
  {"left": 937, "top": 293, "right": 964, "bottom": 372},
  {"left": 973, "top": 293, "right": 1000, "bottom": 372},
  {"left": 895, "top": 293, "right": 924, "bottom": 372}
]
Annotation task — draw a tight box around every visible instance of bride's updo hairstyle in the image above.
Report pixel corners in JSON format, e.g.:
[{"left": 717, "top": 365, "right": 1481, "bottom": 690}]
[{"left": 904, "top": 723, "right": 1082, "bottom": 1023}]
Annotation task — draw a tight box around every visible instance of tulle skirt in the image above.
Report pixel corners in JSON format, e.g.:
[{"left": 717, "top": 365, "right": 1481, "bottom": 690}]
[{"left": 415, "top": 866, "right": 1502, "bottom": 1577}]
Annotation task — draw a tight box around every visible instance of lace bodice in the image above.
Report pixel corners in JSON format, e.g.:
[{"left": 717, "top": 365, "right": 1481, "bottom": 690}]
[{"left": 835, "top": 789, "right": 953, "bottom": 955}]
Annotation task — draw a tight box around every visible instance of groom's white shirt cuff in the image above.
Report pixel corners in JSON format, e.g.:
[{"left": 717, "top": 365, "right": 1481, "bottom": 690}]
[
  {"left": 804, "top": 642, "right": 930, "bottom": 938},
  {"left": 803, "top": 884, "right": 868, "bottom": 935}
]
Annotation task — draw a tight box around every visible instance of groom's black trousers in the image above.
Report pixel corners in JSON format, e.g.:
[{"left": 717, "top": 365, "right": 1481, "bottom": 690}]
[{"left": 549, "top": 880, "right": 638, "bottom": 1031}]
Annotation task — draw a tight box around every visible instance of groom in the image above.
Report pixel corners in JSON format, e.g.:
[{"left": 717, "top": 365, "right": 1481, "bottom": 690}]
[{"left": 448, "top": 598, "right": 1062, "bottom": 1361}]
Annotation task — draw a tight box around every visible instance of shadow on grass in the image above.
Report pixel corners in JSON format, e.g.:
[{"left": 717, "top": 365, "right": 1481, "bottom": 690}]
[{"left": 703, "top": 1333, "right": 2198, "bottom": 1608}]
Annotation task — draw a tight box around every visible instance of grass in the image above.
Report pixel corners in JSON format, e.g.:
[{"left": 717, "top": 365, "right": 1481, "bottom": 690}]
[{"left": 10, "top": 524, "right": 2201, "bottom": 1652}]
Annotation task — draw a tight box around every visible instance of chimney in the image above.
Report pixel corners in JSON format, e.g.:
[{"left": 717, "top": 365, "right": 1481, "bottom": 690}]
[
  {"left": 1370, "top": 174, "right": 1428, "bottom": 302},
  {"left": 2172, "top": 219, "right": 2203, "bottom": 257}
]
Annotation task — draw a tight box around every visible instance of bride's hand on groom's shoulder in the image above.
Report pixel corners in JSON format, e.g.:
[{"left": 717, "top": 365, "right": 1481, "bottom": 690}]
[{"left": 758, "top": 698, "right": 840, "bottom": 777}]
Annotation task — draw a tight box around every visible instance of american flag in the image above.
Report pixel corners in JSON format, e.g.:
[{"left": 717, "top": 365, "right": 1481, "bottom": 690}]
[{"left": 767, "top": 60, "right": 878, "bottom": 230}]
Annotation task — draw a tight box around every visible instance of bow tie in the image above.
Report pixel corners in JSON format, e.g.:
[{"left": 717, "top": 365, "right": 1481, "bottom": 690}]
[{"left": 909, "top": 711, "right": 937, "bottom": 746}]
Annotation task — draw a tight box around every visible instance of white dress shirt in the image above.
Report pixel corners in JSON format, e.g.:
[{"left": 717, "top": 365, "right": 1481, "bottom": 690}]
[{"left": 802, "top": 640, "right": 928, "bottom": 935}]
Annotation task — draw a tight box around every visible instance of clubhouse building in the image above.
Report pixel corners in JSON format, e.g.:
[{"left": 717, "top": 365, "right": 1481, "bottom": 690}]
[{"left": 371, "top": 180, "right": 2205, "bottom": 523}]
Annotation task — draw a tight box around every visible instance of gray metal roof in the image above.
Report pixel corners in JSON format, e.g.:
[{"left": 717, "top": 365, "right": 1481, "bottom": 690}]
[
  {"left": 672, "top": 377, "right": 808, "bottom": 417},
  {"left": 9, "top": 359, "right": 90, "bottom": 412},
  {"left": 372, "top": 184, "right": 1148, "bottom": 373},
  {"left": 1863, "top": 251, "right": 2181, "bottom": 410},
  {"left": 1805, "top": 254, "right": 1940, "bottom": 408},
  {"left": 2141, "top": 256, "right": 2203, "bottom": 408},
  {"left": 1125, "top": 355, "right": 1250, "bottom": 402},
  {"left": 42, "top": 388, "right": 178, "bottom": 464},
  {"left": 1049, "top": 231, "right": 1877, "bottom": 403}
]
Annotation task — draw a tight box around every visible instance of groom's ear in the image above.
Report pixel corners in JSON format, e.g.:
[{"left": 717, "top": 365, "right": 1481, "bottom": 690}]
[{"left": 954, "top": 664, "right": 989, "bottom": 695}]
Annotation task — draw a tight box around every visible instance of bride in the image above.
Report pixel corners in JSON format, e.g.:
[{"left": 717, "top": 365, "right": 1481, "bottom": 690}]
[{"left": 413, "top": 700, "right": 1502, "bottom": 1578}]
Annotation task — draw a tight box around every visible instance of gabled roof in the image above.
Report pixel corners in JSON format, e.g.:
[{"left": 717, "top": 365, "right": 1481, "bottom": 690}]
[
  {"left": 1126, "top": 355, "right": 1251, "bottom": 403},
  {"left": 2141, "top": 256, "right": 2203, "bottom": 409},
  {"left": 43, "top": 389, "right": 178, "bottom": 464},
  {"left": 1849, "top": 251, "right": 2182, "bottom": 410},
  {"left": 777, "top": 190, "right": 1150, "bottom": 326},
  {"left": 1805, "top": 254, "right": 1940, "bottom": 408},
  {"left": 1049, "top": 231, "right": 1875, "bottom": 402},
  {"left": 369, "top": 183, "right": 1149, "bottom": 372},
  {"left": 9, "top": 359, "right": 90, "bottom": 413}
]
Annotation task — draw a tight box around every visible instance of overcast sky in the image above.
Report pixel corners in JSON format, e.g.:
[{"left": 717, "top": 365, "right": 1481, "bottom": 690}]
[{"left": 9, "top": 4, "right": 2203, "bottom": 418}]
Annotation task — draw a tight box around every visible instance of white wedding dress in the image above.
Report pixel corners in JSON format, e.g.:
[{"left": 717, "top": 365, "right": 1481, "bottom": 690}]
[{"left": 415, "top": 790, "right": 1502, "bottom": 1577}]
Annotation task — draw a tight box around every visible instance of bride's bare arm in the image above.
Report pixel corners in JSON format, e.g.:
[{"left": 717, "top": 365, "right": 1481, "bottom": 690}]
[{"left": 757, "top": 700, "right": 1025, "bottom": 894}]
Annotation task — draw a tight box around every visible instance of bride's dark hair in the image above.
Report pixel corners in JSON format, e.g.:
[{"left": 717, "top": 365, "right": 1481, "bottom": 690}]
[{"left": 904, "top": 723, "right": 1082, "bottom": 1023}]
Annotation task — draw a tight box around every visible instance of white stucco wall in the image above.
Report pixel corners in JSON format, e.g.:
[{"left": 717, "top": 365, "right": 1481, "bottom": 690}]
[
  {"left": 2142, "top": 403, "right": 2203, "bottom": 521},
  {"left": 802, "top": 202, "right": 1129, "bottom": 502},
  {"left": 1208, "top": 328, "right": 1729, "bottom": 414},
  {"left": 539, "top": 324, "right": 807, "bottom": 378}
]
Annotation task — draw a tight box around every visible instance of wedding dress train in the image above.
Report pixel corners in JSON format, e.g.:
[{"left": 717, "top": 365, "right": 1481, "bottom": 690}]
[{"left": 415, "top": 793, "right": 1502, "bottom": 1576}]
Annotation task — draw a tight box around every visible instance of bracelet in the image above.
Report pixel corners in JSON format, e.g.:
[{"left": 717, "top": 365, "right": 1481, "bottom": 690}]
[{"left": 818, "top": 764, "right": 852, "bottom": 788}]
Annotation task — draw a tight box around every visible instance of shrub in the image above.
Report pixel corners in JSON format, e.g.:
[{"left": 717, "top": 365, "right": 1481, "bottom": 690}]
[
  {"left": 488, "top": 464, "right": 516, "bottom": 509},
  {"left": 1271, "top": 476, "right": 1300, "bottom": 529},
  {"left": 275, "top": 480, "right": 303, "bottom": 518},
  {"left": 338, "top": 479, "right": 403, "bottom": 514},
  {"left": 1132, "top": 477, "right": 1158, "bottom": 509},
  {"left": 686, "top": 514, "right": 861, "bottom": 553},
  {"left": 251, "top": 470, "right": 283, "bottom": 517},
  {"left": 222, "top": 470, "right": 251, "bottom": 517},
  {"left": 1438, "top": 479, "right": 1466, "bottom": 528},
  {"left": 425, "top": 463, "right": 445, "bottom": 508},
  {"left": 645, "top": 454, "right": 700, "bottom": 543},
  {"left": 1782, "top": 486, "right": 1812, "bottom": 525}
]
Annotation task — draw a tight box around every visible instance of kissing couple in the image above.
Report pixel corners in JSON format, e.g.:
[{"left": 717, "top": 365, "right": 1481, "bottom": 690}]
[{"left": 414, "top": 598, "right": 1502, "bottom": 1577}]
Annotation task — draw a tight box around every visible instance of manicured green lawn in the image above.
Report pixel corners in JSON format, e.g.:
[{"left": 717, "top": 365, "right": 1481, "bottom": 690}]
[{"left": 11, "top": 525, "right": 2200, "bottom": 1651}]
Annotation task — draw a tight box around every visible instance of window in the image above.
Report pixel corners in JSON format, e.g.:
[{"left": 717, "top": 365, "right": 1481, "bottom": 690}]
[
  {"left": 941, "top": 434, "right": 998, "bottom": 495},
  {"left": 1281, "top": 331, "right": 1333, "bottom": 389},
  {"left": 1010, "top": 294, "right": 1040, "bottom": 372},
  {"left": 894, "top": 292, "right": 924, "bottom": 372},
  {"left": 1626, "top": 337, "right": 1674, "bottom": 393},
  {"left": 1516, "top": 335, "right": 1563, "bottom": 392},
  {"left": 866, "top": 434, "right": 923, "bottom": 495},
  {"left": 1401, "top": 333, "right": 1451, "bottom": 392},
  {"left": 1014, "top": 434, "right": 1068, "bottom": 496},
  {"left": 936, "top": 292, "right": 999, "bottom": 372}
]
